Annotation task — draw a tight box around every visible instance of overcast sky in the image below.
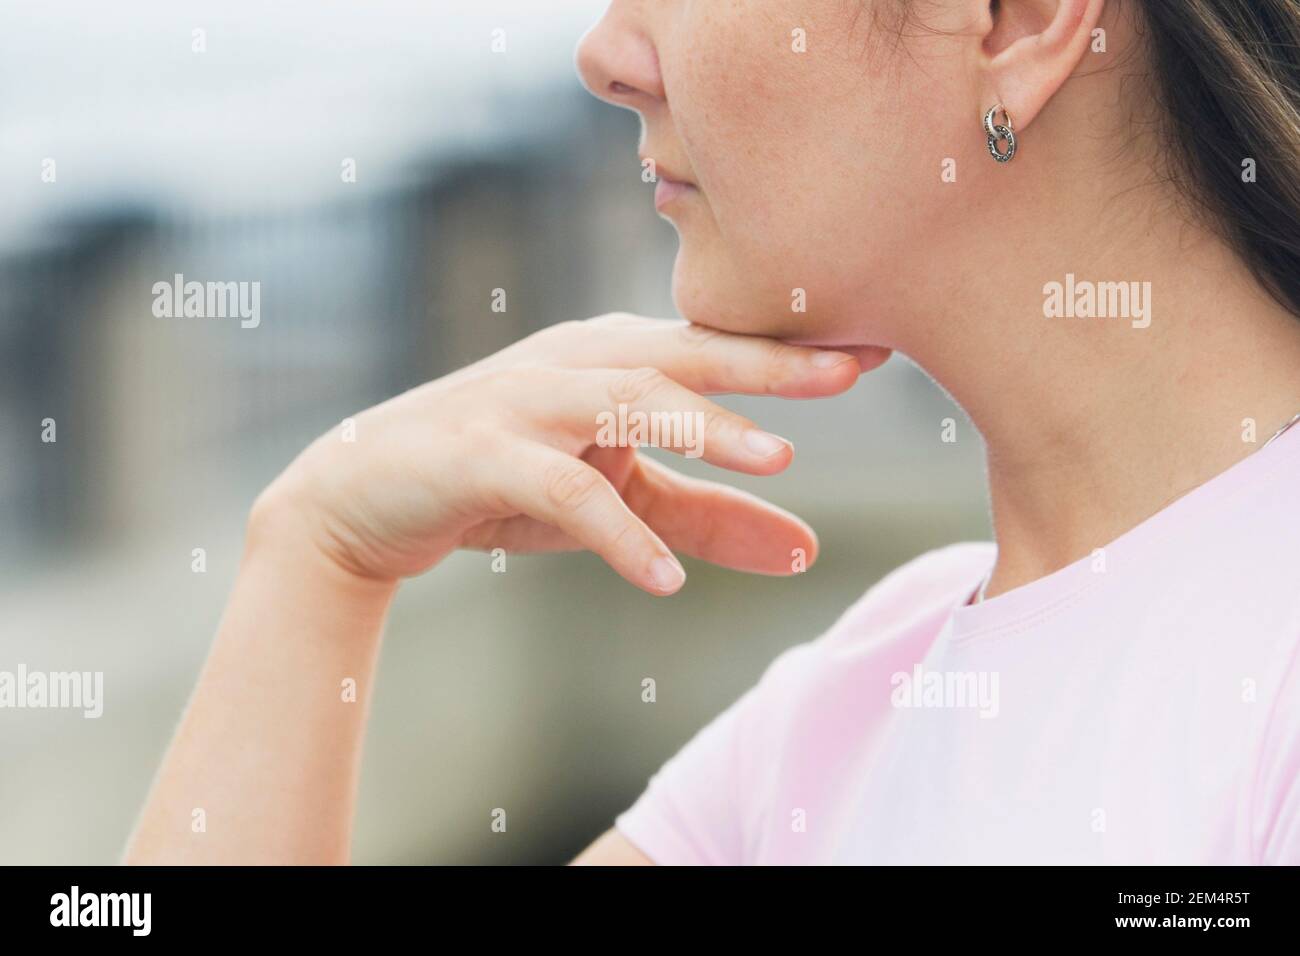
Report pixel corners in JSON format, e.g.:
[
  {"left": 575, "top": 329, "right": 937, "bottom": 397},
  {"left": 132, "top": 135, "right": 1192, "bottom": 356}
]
[{"left": 0, "top": 1, "right": 609, "bottom": 242}]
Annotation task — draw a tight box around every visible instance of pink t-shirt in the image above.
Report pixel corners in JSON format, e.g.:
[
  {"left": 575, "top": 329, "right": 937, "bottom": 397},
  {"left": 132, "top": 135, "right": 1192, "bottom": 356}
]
[{"left": 615, "top": 424, "right": 1300, "bottom": 864}]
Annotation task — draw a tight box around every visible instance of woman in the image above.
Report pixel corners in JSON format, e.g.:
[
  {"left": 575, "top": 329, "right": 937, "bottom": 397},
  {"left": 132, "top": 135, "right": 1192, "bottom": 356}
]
[{"left": 127, "top": 0, "right": 1300, "bottom": 864}]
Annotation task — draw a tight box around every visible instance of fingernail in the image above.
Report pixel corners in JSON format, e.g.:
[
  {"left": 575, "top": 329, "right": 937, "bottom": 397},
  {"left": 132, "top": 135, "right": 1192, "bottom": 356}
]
[
  {"left": 649, "top": 556, "right": 686, "bottom": 592},
  {"left": 810, "top": 350, "right": 855, "bottom": 369},
  {"left": 744, "top": 429, "right": 792, "bottom": 459}
]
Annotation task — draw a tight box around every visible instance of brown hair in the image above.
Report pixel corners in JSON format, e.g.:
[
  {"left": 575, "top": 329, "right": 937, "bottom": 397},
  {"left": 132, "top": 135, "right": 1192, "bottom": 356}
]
[{"left": 1139, "top": 0, "right": 1300, "bottom": 317}]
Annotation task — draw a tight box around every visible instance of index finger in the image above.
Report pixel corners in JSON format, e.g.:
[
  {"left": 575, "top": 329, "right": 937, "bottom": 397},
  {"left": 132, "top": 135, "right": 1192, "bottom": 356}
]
[{"left": 535, "top": 315, "right": 892, "bottom": 398}]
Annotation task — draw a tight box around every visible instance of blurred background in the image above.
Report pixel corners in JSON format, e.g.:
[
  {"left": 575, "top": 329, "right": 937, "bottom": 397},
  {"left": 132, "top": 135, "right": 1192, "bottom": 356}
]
[{"left": 0, "top": 0, "right": 991, "bottom": 864}]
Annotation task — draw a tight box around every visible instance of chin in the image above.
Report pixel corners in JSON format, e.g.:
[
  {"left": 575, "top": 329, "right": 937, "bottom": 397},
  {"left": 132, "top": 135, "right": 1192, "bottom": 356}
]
[
  {"left": 670, "top": 247, "right": 798, "bottom": 339},
  {"left": 670, "top": 247, "right": 870, "bottom": 346}
]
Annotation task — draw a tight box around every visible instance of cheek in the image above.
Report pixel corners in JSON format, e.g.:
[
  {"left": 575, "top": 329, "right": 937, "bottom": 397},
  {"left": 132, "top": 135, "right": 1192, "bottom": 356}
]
[
  {"left": 665, "top": 3, "right": 969, "bottom": 339},
  {"left": 677, "top": 6, "right": 870, "bottom": 250}
]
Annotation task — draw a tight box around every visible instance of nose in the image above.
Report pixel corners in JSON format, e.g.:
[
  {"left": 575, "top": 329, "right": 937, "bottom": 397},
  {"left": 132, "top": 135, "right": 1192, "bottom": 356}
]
[{"left": 575, "top": 4, "right": 665, "bottom": 110}]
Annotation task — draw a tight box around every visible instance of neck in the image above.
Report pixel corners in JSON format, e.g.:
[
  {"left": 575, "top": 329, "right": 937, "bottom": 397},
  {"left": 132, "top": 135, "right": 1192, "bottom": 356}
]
[{"left": 908, "top": 207, "right": 1300, "bottom": 600}]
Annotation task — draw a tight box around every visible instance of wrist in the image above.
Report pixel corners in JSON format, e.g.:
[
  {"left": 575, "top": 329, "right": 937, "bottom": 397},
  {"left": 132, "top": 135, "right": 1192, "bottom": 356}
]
[{"left": 245, "top": 479, "right": 400, "bottom": 611}]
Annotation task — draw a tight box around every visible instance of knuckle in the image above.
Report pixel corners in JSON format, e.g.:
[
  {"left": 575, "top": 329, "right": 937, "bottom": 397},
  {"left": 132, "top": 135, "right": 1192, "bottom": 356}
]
[
  {"left": 745, "top": 339, "right": 792, "bottom": 395},
  {"left": 541, "top": 461, "right": 603, "bottom": 512},
  {"left": 542, "top": 319, "right": 585, "bottom": 340},
  {"left": 496, "top": 362, "right": 558, "bottom": 390},
  {"left": 454, "top": 421, "right": 503, "bottom": 459},
  {"left": 525, "top": 320, "right": 583, "bottom": 349},
  {"left": 700, "top": 414, "right": 733, "bottom": 449},
  {"left": 703, "top": 408, "right": 749, "bottom": 447},
  {"left": 678, "top": 322, "right": 722, "bottom": 350},
  {"left": 763, "top": 336, "right": 793, "bottom": 367},
  {"left": 606, "top": 518, "right": 644, "bottom": 554},
  {"left": 466, "top": 364, "right": 514, "bottom": 390},
  {"left": 586, "top": 311, "right": 637, "bottom": 328},
  {"left": 609, "top": 366, "right": 666, "bottom": 406},
  {"left": 463, "top": 364, "right": 537, "bottom": 402},
  {"left": 763, "top": 337, "right": 790, "bottom": 361}
]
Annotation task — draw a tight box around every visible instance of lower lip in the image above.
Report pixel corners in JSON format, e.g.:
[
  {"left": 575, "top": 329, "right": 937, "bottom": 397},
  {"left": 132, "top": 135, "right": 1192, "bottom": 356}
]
[{"left": 654, "top": 178, "right": 695, "bottom": 210}]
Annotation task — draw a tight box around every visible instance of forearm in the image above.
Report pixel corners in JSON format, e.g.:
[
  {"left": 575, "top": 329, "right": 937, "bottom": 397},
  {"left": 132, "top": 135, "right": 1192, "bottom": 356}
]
[
  {"left": 121, "top": 319, "right": 847, "bottom": 865},
  {"left": 124, "top": 508, "right": 398, "bottom": 865}
]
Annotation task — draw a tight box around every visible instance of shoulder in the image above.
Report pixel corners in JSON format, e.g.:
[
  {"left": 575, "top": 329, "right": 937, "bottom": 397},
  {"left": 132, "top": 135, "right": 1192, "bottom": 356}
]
[
  {"left": 748, "top": 541, "right": 994, "bottom": 702},
  {"left": 613, "top": 542, "right": 994, "bottom": 864},
  {"left": 825, "top": 541, "right": 995, "bottom": 641}
]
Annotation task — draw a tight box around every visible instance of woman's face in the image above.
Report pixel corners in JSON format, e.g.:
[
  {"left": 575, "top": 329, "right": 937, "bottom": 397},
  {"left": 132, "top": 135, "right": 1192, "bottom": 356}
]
[{"left": 577, "top": 0, "right": 981, "bottom": 348}]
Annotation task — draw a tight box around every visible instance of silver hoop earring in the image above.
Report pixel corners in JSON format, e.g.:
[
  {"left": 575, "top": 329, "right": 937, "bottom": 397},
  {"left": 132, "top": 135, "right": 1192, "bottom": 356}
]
[{"left": 984, "top": 104, "right": 1017, "bottom": 164}]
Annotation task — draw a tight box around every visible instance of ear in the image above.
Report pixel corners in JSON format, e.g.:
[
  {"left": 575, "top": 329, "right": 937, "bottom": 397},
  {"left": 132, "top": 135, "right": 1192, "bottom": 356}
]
[{"left": 980, "top": 0, "right": 1106, "bottom": 130}]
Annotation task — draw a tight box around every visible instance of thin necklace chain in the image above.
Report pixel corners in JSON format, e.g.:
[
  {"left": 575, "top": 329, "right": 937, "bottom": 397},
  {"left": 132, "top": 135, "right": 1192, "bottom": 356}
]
[
  {"left": 971, "top": 407, "right": 1300, "bottom": 605},
  {"left": 1262, "top": 409, "right": 1300, "bottom": 449}
]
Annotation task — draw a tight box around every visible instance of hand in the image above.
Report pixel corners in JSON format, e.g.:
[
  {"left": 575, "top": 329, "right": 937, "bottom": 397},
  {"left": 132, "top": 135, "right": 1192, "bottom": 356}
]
[{"left": 254, "top": 314, "right": 890, "bottom": 594}]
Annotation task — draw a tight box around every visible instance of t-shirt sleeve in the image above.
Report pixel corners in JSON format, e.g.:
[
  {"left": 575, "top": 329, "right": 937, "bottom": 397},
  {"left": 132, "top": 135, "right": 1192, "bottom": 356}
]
[
  {"left": 611, "top": 544, "right": 990, "bottom": 865},
  {"left": 613, "top": 644, "right": 811, "bottom": 865}
]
